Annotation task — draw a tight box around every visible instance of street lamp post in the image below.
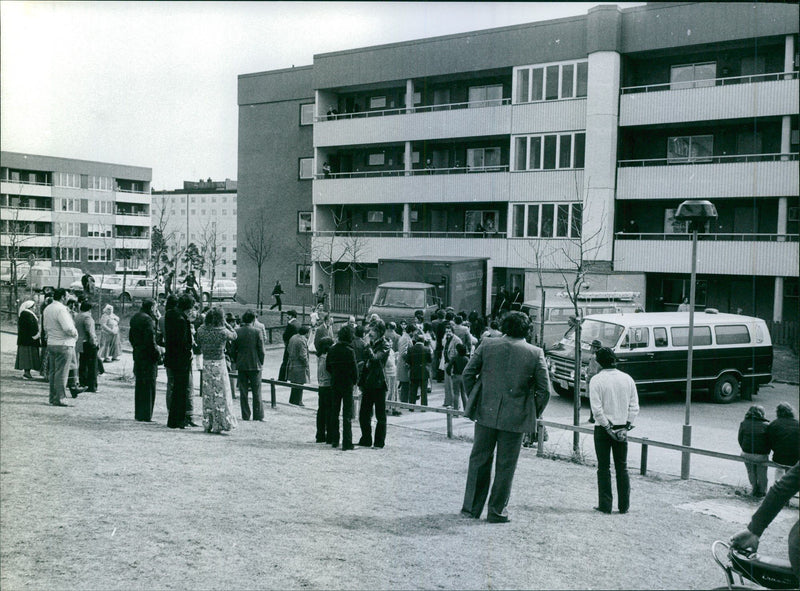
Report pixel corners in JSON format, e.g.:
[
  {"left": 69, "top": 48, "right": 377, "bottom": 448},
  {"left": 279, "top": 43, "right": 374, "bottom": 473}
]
[{"left": 674, "top": 199, "right": 717, "bottom": 480}]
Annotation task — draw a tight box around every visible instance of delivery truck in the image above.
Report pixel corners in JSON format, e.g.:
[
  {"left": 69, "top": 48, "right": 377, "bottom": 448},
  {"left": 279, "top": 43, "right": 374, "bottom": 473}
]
[{"left": 367, "top": 256, "right": 487, "bottom": 324}]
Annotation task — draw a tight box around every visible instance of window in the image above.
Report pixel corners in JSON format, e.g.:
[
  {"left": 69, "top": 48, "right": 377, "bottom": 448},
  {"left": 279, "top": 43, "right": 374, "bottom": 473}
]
[
  {"left": 621, "top": 327, "right": 649, "bottom": 349},
  {"left": 221, "top": 209, "right": 226, "bottom": 215},
  {"left": 464, "top": 210, "right": 499, "bottom": 233},
  {"left": 93, "top": 201, "right": 113, "bottom": 214},
  {"left": 298, "top": 211, "right": 312, "bottom": 233},
  {"left": 670, "top": 326, "right": 712, "bottom": 347},
  {"left": 57, "top": 247, "right": 80, "bottom": 262},
  {"left": 54, "top": 172, "right": 80, "bottom": 188},
  {"left": 513, "top": 132, "right": 586, "bottom": 170},
  {"left": 433, "top": 88, "right": 451, "bottom": 105},
  {"left": 668, "top": 135, "right": 713, "bottom": 163},
  {"left": 300, "top": 103, "right": 315, "bottom": 125},
  {"left": 87, "top": 224, "right": 112, "bottom": 238},
  {"left": 57, "top": 222, "right": 80, "bottom": 237},
  {"left": 367, "top": 211, "right": 384, "bottom": 223},
  {"left": 298, "top": 157, "right": 314, "bottom": 179},
  {"left": 89, "top": 176, "right": 112, "bottom": 191},
  {"left": 368, "top": 153, "right": 385, "bottom": 166},
  {"left": 511, "top": 202, "right": 582, "bottom": 238},
  {"left": 60, "top": 198, "right": 80, "bottom": 212},
  {"left": 468, "top": 84, "right": 503, "bottom": 107},
  {"left": 87, "top": 248, "right": 113, "bottom": 262},
  {"left": 181, "top": 209, "right": 186, "bottom": 216},
  {"left": 654, "top": 327, "right": 668, "bottom": 347},
  {"left": 466, "top": 147, "right": 501, "bottom": 170},
  {"left": 715, "top": 325, "right": 751, "bottom": 345},
  {"left": 296, "top": 264, "right": 311, "bottom": 286},
  {"left": 513, "top": 60, "right": 588, "bottom": 103},
  {"left": 369, "top": 96, "right": 387, "bottom": 109},
  {"left": 221, "top": 247, "right": 227, "bottom": 253},
  {"left": 670, "top": 62, "right": 716, "bottom": 90}
]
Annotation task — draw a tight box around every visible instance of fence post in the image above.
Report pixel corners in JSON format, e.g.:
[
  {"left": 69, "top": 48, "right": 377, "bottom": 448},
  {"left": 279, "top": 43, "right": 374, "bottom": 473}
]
[
  {"left": 446, "top": 412, "right": 453, "bottom": 439},
  {"left": 640, "top": 438, "right": 649, "bottom": 476},
  {"left": 536, "top": 422, "right": 545, "bottom": 457},
  {"left": 270, "top": 381, "right": 277, "bottom": 409},
  {"left": 199, "top": 368, "right": 203, "bottom": 398}
]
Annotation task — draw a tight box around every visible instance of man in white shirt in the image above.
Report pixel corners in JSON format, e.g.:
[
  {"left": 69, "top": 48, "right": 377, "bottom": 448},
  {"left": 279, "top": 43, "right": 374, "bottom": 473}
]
[
  {"left": 42, "top": 288, "right": 81, "bottom": 406},
  {"left": 589, "top": 347, "right": 639, "bottom": 514}
]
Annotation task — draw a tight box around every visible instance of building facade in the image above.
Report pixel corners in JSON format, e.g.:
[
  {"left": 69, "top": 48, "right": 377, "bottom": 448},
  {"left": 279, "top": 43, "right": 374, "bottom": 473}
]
[
  {"left": 1, "top": 151, "right": 152, "bottom": 277},
  {"left": 238, "top": 3, "right": 799, "bottom": 321},
  {"left": 151, "top": 179, "right": 238, "bottom": 284}
]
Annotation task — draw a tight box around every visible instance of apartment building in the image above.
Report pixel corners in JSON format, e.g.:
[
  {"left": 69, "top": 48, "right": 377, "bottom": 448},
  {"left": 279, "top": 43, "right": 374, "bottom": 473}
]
[
  {"left": 1, "top": 151, "right": 152, "bottom": 277},
  {"left": 151, "top": 179, "right": 239, "bottom": 282},
  {"left": 238, "top": 2, "right": 799, "bottom": 321}
]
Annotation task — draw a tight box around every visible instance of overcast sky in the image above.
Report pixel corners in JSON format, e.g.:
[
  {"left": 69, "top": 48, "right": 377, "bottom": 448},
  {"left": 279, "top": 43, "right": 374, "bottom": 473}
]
[{"left": 1, "top": 1, "right": 643, "bottom": 190}]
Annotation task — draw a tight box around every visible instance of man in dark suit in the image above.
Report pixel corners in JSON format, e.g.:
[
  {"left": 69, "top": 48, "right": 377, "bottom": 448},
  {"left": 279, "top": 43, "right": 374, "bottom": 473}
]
[
  {"left": 165, "top": 295, "right": 195, "bottom": 429},
  {"left": 404, "top": 335, "right": 432, "bottom": 407},
  {"left": 326, "top": 325, "right": 359, "bottom": 450},
  {"left": 278, "top": 310, "right": 299, "bottom": 381},
  {"left": 232, "top": 310, "right": 265, "bottom": 421},
  {"left": 461, "top": 311, "right": 551, "bottom": 523},
  {"left": 129, "top": 299, "right": 161, "bottom": 422}
]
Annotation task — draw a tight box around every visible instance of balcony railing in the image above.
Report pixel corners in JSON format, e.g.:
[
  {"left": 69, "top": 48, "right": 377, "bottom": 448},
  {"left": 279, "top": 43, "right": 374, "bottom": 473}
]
[
  {"left": 614, "top": 232, "right": 799, "bottom": 242},
  {"left": 618, "top": 153, "right": 798, "bottom": 167},
  {"left": 314, "top": 230, "right": 507, "bottom": 239},
  {"left": 115, "top": 187, "right": 150, "bottom": 194},
  {"left": 316, "top": 165, "right": 509, "bottom": 180},
  {"left": 315, "top": 98, "right": 512, "bottom": 122},
  {"left": 115, "top": 211, "right": 149, "bottom": 216},
  {"left": 621, "top": 71, "right": 799, "bottom": 94},
  {"left": 1, "top": 205, "right": 53, "bottom": 212},
  {"left": 1, "top": 178, "right": 52, "bottom": 186}
]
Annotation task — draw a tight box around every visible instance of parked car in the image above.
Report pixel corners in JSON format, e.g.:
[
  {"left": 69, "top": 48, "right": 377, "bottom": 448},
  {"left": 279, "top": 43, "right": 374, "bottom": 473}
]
[
  {"left": 29, "top": 266, "right": 83, "bottom": 293},
  {"left": 70, "top": 275, "right": 162, "bottom": 302},
  {"left": 199, "top": 279, "right": 237, "bottom": 302}
]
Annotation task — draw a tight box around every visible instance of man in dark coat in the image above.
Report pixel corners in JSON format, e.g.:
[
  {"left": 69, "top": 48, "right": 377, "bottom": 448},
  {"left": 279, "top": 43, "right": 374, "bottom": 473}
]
[
  {"left": 404, "top": 335, "right": 432, "bottom": 407},
  {"left": 165, "top": 295, "right": 195, "bottom": 429},
  {"left": 128, "top": 299, "right": 161, "bottom": 422},
  {"left": 766, "top": 402, "right": 800, "bottom": 474},
  {"left": 460, "top": 311, "right": 551, "bottom": 523},
  {"left": 278, "top": 310, "right": 299, "bottom": 381},
  {"left": 232, "top": 310, "right": 265, "bottom": 421},
  {"left": 326, "top": 325, "right": 359, "bottom": 450}
]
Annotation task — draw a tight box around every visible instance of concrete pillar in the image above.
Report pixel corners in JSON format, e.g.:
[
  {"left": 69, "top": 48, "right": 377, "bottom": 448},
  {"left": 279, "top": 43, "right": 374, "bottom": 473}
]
[
  {"left": 781, "top": 116, "right": 791, "bottom": 159},
  {"left": 785, "top": 34, "right": 795, "bottom": 78},
  {"left": 583, "top": 5, "right": 622, "bottom": 264},
  {"left": 404, "top": 142, "right": 412, "bottom": 175},
  {"left": 406, "top": 79, "right": 415, "bottom": 114},
  {"left": 582, "top": 50, "right": 620, "bottom": 263},
  {"left": 774, "top": 277, "right": 784, "bottom": 322},
  {"left": 402, "top": 204, "right": 411, "bottom": 237},
  {"left": 777, "top": 196, "right": 788, "bottom": 242}
]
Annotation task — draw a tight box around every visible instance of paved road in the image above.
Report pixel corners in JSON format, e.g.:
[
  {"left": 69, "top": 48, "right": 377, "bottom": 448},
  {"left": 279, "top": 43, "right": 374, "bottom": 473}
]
[{"left": 8, "top": 331, "right": 795, "bottom": 489}]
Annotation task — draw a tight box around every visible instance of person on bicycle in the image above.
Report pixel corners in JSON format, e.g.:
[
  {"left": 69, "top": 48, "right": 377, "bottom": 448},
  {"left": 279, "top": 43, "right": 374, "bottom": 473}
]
[{"left": 731, "top": 462, "right": 799, "bottom": 579}]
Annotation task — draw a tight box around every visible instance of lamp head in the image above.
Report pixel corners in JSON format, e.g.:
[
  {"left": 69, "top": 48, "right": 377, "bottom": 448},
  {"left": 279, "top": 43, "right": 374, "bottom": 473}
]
[{"left": 675, "top": 199, "right": 717, "bottom": 232}]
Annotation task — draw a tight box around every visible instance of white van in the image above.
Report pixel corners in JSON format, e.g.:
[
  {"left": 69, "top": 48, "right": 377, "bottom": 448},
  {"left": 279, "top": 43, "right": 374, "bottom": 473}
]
[
  {"left": 521, "top": 291, "right": 644, "bottom": 349},
  {"left": 546, "top": 310, "right": 773, "bottom": 404},
  {"left": 28, "top": 266, "right": 83, "bottom": 293}
]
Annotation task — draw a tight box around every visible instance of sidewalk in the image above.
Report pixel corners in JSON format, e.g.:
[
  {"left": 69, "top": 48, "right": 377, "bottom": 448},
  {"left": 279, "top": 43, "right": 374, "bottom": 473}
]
[{"left": 1, "top": 339, "right": 796, "bottom": 590}]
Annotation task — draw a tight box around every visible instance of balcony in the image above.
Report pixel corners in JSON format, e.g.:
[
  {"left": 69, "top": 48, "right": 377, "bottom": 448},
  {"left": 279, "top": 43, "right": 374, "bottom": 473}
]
[
  {"left": 311, "top": 232, "right": 580, "bottom": 269},
  {"left": 613, "top": 233, "right": 799, "bottom": 277},
  {"left": 114, "top": 190, "right": 151, "bottom": 205},
  {"left": 0, "top": 206, "right": 53, "bottom": 223},
  {"left": 0, "top": 180, "right": 53, "bottom": 198},
  {"left": 114, "top": 237, "right": 149, "bottom": 250},
  {"left": 616, "top": 155, "right": 799, "bottom": 200},
  {"left": 313, "top": 168, "right": 583, "bottom": 205},
  {"left": 314, "top": 100, "right": 512, "bottom": 147},
  {"left": 115, "top": 213, "right": 151, "bottom": 227},
  {"left": 0, "top": 233, "right": 52, "bottom": 248},
  {"left": 620, "top": 73, "right": 799, "bottom": 126}
]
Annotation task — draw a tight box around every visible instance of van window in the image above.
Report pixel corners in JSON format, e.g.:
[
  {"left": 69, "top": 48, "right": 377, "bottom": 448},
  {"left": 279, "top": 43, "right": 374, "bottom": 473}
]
[
  {"left": 587, "top": 306, "right": 615, "bottom": 315},
  {"left": 654, "top": 327, "right": 668, "bottom": 347},
  {"left": 549, "top": 308, "right": 572, "bottom": 321},
  {"left": 621, "top": 327, "right": 649, "bottom": 349},
  {"left": 715, "top": 324, "right": 750, "bottom": 345},
  {"left": 671, "top": 326, "right": 712, "bottom": 347},
  {"left": 426, "top": 289, "right": 437, "bottom": 306}
]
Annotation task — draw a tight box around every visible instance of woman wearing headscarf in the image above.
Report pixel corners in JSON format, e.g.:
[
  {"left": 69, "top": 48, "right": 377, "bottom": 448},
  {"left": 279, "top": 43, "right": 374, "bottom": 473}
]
[
  {"left": 195, "top": 307, "right": 238, "bottom": 434},
  {"left": 738, "top": 405, "right": 770, "bottom": 498},
  {"left": 99, "top": 304, "right": 121, "bottom": 362},
  {"left": 15, "top": 300, "right": 41, "bottom": 380}
]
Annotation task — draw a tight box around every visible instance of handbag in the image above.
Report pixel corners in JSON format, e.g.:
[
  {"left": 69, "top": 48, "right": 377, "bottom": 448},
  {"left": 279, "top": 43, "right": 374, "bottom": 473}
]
[{"left": 464, "top": 380, "right": 482, "bottom": 421}]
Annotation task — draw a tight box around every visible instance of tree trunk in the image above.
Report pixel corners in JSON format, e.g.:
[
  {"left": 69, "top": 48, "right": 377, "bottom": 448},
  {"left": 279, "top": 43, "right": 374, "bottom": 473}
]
[{"left": 573, "top": 323, "right": 582, "bottom": 455}]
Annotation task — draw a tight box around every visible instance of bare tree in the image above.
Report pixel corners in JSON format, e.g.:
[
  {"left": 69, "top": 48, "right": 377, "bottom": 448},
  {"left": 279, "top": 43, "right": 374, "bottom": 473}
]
[
  {"left": 1, "top": 206, "right": 37, "bottom": 311},
  {"left": 310, "top": 205, "right": 369, "bottom": 313},
  {"left": 240, "top": 209, "right": 275, "bottom": 311},
  {"left": 199, "top": 220, "right": 222, "bottom": 300},
  {"left": 150, "top": 194, "right": 178, "bottom": 297}
]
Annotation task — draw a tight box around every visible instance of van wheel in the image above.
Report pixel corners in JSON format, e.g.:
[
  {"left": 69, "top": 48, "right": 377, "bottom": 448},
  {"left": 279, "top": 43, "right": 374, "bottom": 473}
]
[
  {"left": 203, "top": 292, "right": 211, "bottom": 303},
  {"left": 120, "top": 292, "right": 132, "bottom": 303},
  {"left": 712, "top": 374, "right": 739, "bottom": 404},
  {"left": 553, "top": 382, "right": 573, "bottom": 399}
]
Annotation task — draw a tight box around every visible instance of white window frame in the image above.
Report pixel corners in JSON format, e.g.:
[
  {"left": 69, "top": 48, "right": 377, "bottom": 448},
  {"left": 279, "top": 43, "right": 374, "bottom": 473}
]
[
  {"left": 513, "top": 59, "right": 588, "bottom": 104},
  {"left": 670, "top": 61, "right": 717, "bottom": 90},
  {"left": 296, "top": 263, "right": 311, "bottom": 286},
  {"left": 512, "top": 132, "right": 585, "bottom": 170},
  {"left": 367, "top": 210, "right": 384, "bottom": 223},
  {"left": 369, "top": 96, "right": 387, "bottom": 109},
  {"left": 298, "top": 157, "right": 314, "bottom": 179},
  {"left": 57, "top": 247, "right": 80, "bottom": 262},
  {"left": 300, "top": 103, "right": 315, "bottom": 125},
  {"left": 297, "top": 211, "right": 312, "bottom": 233},
  {"left": 468, "top": 84, "right": 503, "bottom": 108},
  {"left": 368, "top": 153, "right": 385, "bottom": 166},
  {"left": 60, "top": 198, "right": 80, "bottom": 213},
  {"left": 667, "top": 134, "right": 714, "bottom": 163},
  {"left": 466, "top": 147, "right": 502, "bottom": 170},
  {"left": 510, "top": 202, "right": 582, "bottom": 238}
]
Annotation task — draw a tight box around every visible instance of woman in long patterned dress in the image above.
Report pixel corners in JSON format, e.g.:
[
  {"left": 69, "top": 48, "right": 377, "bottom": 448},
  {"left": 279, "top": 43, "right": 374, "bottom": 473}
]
[
  {"left": 196, "top": 307, "right": 238, "bottom": 434},
  {"left": 15, "top": 300, "right": 41, "bottom": 380},
  {"left": 98, "top": 304, "right": 122, "bottom": 362}
]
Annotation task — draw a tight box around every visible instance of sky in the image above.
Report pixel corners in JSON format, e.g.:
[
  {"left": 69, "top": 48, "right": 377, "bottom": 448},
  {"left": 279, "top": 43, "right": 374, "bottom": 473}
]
[{"left": 1, "top": 1, "right": 644, "bottom": 191}]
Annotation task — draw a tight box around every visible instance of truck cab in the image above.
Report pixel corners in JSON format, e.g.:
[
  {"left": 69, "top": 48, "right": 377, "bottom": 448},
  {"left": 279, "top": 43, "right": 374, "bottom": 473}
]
[{"left": 367, "top": 281, "right": 440, "bottom": 325}]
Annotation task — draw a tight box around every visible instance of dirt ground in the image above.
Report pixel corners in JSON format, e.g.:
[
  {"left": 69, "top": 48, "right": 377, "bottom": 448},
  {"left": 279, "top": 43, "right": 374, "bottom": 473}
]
[{"left": 1, "top": 342, "right": 797, "bottom": 590}]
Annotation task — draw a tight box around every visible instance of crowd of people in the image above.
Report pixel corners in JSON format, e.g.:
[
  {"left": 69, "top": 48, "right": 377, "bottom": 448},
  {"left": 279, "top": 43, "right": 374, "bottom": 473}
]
[{"left": 737, "top": 402, "right": 799, "bottom": 497}]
